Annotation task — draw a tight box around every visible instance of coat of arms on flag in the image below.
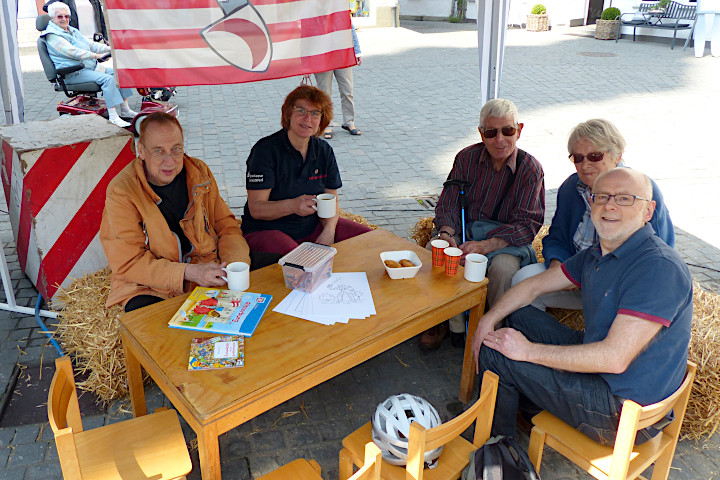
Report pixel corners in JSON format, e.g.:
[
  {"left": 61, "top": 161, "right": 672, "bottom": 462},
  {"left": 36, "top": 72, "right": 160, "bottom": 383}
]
[{"left": 103, "top": 0, "right": 356, "bottom": 88}]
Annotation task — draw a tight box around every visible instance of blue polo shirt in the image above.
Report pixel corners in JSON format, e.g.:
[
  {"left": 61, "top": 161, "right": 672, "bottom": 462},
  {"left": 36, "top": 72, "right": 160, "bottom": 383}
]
[
  {"left": 561, "top": 224, "right": 692, "bottom": 406},
  {"left": 241, "top": 129, "right": 342, "bottom": 239}
]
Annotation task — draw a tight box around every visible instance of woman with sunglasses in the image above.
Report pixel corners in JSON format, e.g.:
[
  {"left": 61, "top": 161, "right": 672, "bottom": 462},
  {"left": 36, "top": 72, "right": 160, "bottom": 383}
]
[
  {"left": 241, "top": 85, "right": 371, "bottom": 257},
  {"left": 511, "top": 118, "right": 674, "bottom": 311}
]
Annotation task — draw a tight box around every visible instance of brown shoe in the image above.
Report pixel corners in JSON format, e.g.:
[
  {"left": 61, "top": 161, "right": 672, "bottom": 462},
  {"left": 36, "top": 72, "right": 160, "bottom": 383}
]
[{"left": 419, "top": 321, "right": 448, "bottom": 351}]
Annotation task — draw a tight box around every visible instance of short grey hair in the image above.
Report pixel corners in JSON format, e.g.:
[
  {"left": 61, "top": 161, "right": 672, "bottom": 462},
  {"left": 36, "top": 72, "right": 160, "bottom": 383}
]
[
  {"left": 594, "top": 167, "right": 653, "bottom": 200},
  {"left": 48, "top": 2, "right": 71, "bottom": 18},
  {"left": 567, "top": 119, "right": 626, "bottom": 158},
  {"left": 479, "top": 98, "right": 519, "bottom": 127}
]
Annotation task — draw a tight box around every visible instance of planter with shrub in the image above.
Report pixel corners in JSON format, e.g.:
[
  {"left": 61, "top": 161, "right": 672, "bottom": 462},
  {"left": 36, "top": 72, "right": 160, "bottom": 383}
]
[
  {"left": 595, "top": 7, "right": 621, "bottom": 40},
  {"left": 527, "top": 4, "right": 549, "bottom": 32}
]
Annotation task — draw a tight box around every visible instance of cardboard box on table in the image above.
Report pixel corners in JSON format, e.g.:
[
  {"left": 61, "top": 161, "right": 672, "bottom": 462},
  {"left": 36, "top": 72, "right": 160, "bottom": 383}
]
[{"left": 0, "top": 115, "right": 135, "bottom": 302}]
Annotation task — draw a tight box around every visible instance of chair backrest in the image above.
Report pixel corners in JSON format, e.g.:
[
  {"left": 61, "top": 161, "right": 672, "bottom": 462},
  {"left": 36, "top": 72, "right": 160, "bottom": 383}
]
[
  {"left": 405, "top": 370, "right": 499, "bottom": 480},
  {"left": 36, "top": 15, "right": 60, "bottom": 83},
  {"left": 350, "top": 442, "right": 383, "bottom": 480},
  {"left": 608, "top": 361, "right": 697, "bottom": 480},
  {"left": 48, "top": 356, "right": 85, "bottom": 479},
  {"left": 666, "top": 1, "right": 696, "bottom": 20},
  {"left": 48, "top": 356, "right": 83, "bottom": 434}
]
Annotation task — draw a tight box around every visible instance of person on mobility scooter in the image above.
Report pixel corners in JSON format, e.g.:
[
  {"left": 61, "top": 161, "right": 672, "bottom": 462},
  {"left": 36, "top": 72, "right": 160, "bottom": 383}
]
[{"left": 41, "top": 1, "right": 136, "bottom": 127}]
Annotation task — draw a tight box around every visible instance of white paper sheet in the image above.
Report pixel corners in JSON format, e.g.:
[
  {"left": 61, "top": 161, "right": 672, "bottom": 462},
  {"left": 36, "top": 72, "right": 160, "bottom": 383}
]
[{"left": 273, "top": 272, "right": 375, "bottom": 325}]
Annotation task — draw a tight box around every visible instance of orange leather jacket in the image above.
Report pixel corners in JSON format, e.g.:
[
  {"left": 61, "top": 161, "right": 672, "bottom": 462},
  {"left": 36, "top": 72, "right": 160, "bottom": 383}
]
[{"left": 100, "top": 155, "right": 250, "bottom": 307}]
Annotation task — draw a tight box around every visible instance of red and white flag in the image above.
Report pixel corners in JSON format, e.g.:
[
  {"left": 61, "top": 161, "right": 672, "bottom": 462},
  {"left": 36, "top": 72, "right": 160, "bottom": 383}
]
[{"left": 103, "top": 0, "right": 356, "bottom": 88}]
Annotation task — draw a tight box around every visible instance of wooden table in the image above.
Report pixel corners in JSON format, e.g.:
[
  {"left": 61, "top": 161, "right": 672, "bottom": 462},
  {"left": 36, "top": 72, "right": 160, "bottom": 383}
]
[{"left": 120, "top": 229, "right": 488, "bottom": 480}]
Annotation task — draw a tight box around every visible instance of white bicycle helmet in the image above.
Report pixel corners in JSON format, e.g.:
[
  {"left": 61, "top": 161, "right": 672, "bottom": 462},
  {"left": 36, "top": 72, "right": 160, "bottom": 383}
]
[{"left": 371, "top": 393, "right": 443, "bottom": 467}]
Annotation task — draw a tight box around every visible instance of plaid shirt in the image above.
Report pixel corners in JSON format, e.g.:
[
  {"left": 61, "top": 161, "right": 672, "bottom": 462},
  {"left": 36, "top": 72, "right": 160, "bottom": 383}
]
[{"left": 434, "top": 143, "right": 545, "bottom": 246}]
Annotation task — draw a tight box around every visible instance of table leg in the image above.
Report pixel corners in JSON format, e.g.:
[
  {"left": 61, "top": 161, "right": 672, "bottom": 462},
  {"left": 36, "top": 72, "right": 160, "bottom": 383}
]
[
  {"left": 459, "top": 289, "right": 487, "bottom": 403},
  {"left": 198, "top": 425, "right": 222, "bottom": 480},
  {"left": 121, "top": 332, "right": 147, "bottom": 417}
]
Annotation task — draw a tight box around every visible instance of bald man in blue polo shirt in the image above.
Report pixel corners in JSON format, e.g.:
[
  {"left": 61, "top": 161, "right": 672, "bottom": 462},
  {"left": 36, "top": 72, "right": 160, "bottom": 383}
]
[{"left": 472, "top": 167, "right": 691, "bottom": 445}]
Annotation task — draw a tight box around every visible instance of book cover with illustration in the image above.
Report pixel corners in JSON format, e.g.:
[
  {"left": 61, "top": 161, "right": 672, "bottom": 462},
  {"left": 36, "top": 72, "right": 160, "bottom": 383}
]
[
  {"left": 168, "top": 287, "right": 272, "bottom": 336},
  {"left": 188, "top": 335, "right": 245, "bottom": 371}
]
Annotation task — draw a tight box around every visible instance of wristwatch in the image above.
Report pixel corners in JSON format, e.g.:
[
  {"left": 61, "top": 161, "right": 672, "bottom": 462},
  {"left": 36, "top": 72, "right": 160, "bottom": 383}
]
[{"left": 438, "top": 230, "right": 453, "bottom": 237}]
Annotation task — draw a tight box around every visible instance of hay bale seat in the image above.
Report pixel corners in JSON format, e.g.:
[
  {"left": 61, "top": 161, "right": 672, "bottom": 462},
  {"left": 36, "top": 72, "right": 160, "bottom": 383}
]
[
  {"left": 52, "top": 267, "right": 149, "bottom": 404},
  {"left": 410, "top": 216, "right": 720, "bottom": 439},
  {"left": 51, "top": 210, "right": 377, "bottom": 405}
]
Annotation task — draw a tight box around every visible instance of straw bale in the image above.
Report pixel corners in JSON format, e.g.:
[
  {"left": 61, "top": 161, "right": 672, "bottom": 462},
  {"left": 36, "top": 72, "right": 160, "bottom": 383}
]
[
  {"left": 410, "top": 217, "right": 435, "bottom": 247},
  {"left": 684, "top": 280, "right": 720, "bottom": 439},
  {"left": 547, "top": 308, "right": 585, "bottom": 331},
  {"left": 339, "top": 209, "right": 379, "bottom": 230},
  {"left": 52, "top": 268, "right": 147, "bottom": 404},
  {"left": 532, "top": 225, "right": 550, "bottom": 264}
]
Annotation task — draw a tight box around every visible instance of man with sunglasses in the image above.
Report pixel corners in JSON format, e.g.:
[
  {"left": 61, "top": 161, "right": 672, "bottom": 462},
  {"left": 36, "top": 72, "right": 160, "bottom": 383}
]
[
  {"left": 472, "top": 167, "right": 692, "bottom": 444},
  {"left": 421, "top": 98, "right": 544, "bottom": 350},
  {"left": 511, "top": 119, "right": 674, "bottom": 312}
]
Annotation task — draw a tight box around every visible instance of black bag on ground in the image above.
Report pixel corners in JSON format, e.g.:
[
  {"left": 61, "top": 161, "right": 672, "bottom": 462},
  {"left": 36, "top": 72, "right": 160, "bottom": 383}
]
[{"left": 461, "top": 435, "right": 540, "bottom": 480}]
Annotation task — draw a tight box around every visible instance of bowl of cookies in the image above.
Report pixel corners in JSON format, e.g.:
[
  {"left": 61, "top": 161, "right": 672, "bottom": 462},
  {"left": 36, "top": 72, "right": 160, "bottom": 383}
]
[{"left": 380, "top": 251, "right": 422, "bottom": 279}]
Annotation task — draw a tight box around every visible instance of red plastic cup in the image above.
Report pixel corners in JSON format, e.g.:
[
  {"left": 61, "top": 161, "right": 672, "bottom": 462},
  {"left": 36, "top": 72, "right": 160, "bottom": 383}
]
[
  {"left": 431, "top": 239, "right": 449, "bottom": 267},
  {"left": 443, "top": 247, "right": 463, "bottom": 276}
]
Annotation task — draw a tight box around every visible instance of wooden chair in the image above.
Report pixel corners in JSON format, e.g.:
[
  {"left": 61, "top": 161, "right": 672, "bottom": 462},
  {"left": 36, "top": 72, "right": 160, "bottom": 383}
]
[
  {"left": 528, "top": 361, "right": 696, "bottom": 480},
  {"left": 48, "top": 356, "right": 192, "bottom": 480},
  {"left": 259, "top": 442, "right": 382, "bottom": 480},
  {"left": 339, "top": 370, "right": 499, "bottom": 480}
]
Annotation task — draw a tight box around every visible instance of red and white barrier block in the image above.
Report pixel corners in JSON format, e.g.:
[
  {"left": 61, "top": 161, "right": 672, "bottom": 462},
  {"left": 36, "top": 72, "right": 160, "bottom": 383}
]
[{"left": 0, "top": 115, "right": 134, "bottom": 302}]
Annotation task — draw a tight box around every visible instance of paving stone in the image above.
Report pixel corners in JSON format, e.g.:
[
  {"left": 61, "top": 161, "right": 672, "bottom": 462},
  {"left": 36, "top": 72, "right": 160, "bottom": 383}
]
[
  {"left": 283, "top": 425, "right": 321, "bottom": 448},
  {"left": 1, "top": 467, "right": 27, "bottom": 480},
  {"left": 7, "top": 442, "right": 47, "bottom": 467},
  {"left": 0, "top": 446, "right": 10, "bottom": 469},
  {"left": 248, "top": 449, "right": 306, "bottom": 479},
  {"left": 221, "top": 433, "right": 252, "bottom": 461},
  {"left": 219, "top": 456, "right": 251, "bottom": 480},
  {"left": 0, "top": 429, "right": 15, "bottom": 448},
  {"left": 11, "top": 425, "right": 40, "bottom": 446},
  {"left": 26, "top": 461, "right": 62, "bottom": 480},
  {"left": 248, "top": 429, "right": 286, "bottom": 453}
]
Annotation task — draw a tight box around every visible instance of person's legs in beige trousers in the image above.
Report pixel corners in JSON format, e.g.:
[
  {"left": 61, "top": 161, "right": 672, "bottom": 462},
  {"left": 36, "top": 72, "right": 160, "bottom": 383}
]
[
  {"left": 333, "top": 67, "right": 355, "bottom": 128},
  {"left": 314, "top": 68, "right": 356, "bottom": 130}
]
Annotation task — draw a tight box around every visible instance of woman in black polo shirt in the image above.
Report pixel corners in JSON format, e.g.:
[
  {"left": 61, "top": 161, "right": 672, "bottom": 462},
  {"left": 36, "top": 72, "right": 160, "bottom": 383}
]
[{"left": 241, "top": 85, "right": 371, "bottom": 256}]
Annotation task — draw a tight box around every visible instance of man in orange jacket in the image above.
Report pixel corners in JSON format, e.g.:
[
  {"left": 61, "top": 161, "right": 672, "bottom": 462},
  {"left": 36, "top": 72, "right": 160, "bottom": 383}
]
[{"left": 100, "top": 112, "right": 250, "bottom": 311}]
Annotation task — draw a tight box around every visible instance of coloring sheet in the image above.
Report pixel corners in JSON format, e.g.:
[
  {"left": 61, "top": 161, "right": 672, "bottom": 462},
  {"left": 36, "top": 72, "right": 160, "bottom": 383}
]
[{"left": 273, "top": 272, "right": 375, "bottom": 325}]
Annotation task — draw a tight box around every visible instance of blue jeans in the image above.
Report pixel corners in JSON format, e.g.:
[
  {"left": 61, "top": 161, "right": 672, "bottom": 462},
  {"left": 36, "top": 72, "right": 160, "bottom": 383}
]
[
  {"left": 65, "top": 67, "right": 132, "bottom": 109},
  {"left": 478, "top": 306, "right": 623, "bottom": 445}
]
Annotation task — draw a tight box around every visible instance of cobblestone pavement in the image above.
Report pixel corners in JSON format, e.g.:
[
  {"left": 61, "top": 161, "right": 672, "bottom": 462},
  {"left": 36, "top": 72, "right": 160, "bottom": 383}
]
[{"left": 1, "top": 20, "right": 719, "bottom": 480}]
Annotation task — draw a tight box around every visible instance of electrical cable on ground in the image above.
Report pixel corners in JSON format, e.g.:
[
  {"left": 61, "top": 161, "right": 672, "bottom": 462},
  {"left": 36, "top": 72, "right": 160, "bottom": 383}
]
[{"left": 35, "top": 295, "right": 63, "bottom": 356}]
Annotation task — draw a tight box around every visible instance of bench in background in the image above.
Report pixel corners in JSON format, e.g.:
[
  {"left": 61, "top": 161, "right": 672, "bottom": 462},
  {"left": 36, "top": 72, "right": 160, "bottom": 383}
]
[{"left": 616, "top": 1, "right": 697, "bottom": 50}]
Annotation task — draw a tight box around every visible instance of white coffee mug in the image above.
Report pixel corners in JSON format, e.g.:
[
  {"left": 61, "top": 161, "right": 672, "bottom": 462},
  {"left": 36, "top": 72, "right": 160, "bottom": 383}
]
[
  {"left": 222, "top": 261, "right": 250, "bottom": 291},
  {"left": 464, "top": 253, "right": 488, "bottom": 282},
  {"left": 314, "top": 193, "right": 337, "bottom": 218}
]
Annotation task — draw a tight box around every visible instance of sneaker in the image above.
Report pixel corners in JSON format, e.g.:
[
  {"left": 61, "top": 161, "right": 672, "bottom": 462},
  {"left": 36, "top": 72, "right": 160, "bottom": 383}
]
[
  {"left": 119, "top": 107, "right": 138, "bottom": 118},
  {"left": 109, "top": 116, "right": 131, "bottom": 128}
]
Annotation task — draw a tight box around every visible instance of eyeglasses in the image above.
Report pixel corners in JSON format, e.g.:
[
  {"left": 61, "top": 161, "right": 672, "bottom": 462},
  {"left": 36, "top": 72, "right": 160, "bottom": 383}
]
[
  {"left": 293, "top": 106, "right": 323, "bottom": 119},
  {"left": 55, "top": 14, "right": 71, "bottom": 19},
  {"left": 145, "top": 145, "right": 184, "bottom": 160},
  {"left": 480, "top": 126, "right": 517, "bottom": 138},
  {"left": 590, "top": 193, "right": 649, "bottom": 206},
  {"left": 569, "top": 152, "right": 605, "bottom": 163}
]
